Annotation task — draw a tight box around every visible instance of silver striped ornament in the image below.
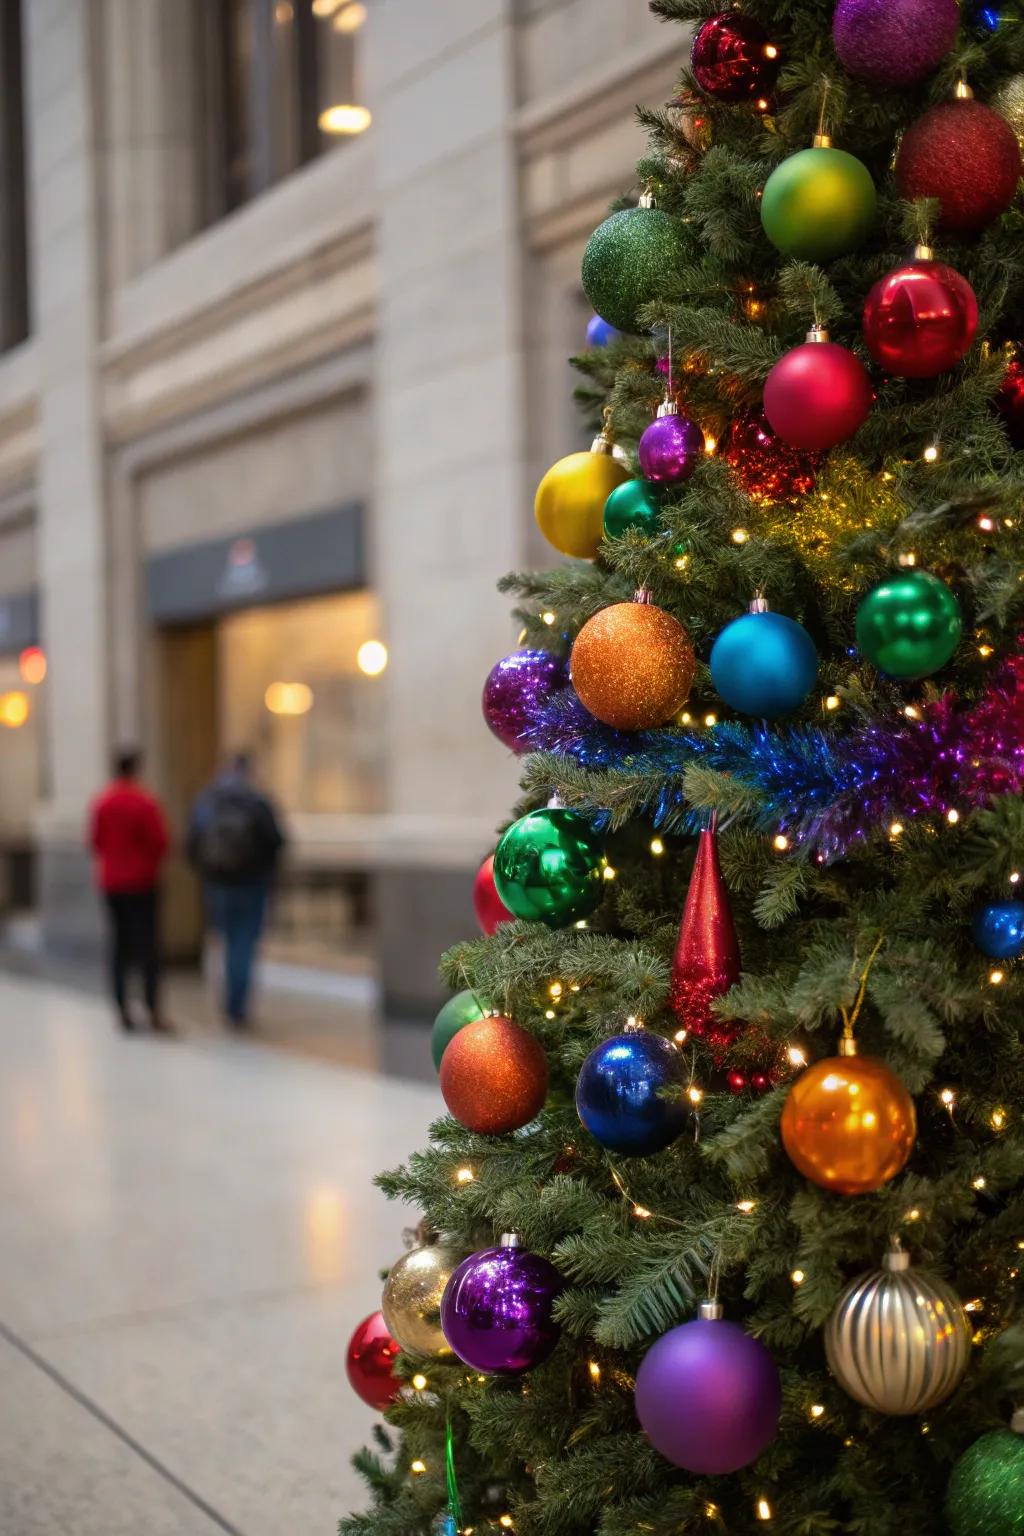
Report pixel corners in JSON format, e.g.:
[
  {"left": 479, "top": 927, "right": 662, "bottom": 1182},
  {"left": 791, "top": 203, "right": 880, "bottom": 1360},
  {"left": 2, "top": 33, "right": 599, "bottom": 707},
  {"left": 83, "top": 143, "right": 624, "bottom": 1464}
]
[{"left": 824, "top": 1241, "right": 972, "bottom": 1415}]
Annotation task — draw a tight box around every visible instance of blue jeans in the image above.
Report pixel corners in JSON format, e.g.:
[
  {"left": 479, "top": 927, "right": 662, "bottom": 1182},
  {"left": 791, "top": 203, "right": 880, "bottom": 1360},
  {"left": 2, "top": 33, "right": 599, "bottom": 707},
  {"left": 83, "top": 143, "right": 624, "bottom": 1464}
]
[{"left": 208, "top": 883, "right": 268, "bottom": 1024}]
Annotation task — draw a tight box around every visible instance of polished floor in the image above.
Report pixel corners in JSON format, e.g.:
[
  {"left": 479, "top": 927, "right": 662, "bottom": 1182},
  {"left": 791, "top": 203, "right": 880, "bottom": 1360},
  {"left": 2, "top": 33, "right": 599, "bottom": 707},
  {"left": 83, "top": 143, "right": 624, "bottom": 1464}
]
[{"left": 0, "top": 972, "right": 440, "bottom": 1535}]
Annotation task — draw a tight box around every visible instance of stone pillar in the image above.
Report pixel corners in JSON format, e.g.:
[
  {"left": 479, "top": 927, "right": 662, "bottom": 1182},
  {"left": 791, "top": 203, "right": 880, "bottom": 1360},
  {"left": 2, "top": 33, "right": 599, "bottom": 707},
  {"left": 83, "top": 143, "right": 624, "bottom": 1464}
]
[
  {"left": 366, "top": 2, "right": 528, "bottom": 1014},
  {"left": 24, "top": 0, "right": 109, "bottom": 951}
]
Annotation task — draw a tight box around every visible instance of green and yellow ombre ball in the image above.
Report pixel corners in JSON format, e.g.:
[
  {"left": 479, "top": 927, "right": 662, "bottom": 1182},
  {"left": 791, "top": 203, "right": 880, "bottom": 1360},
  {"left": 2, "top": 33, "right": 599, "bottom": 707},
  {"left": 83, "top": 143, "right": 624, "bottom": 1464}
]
[
  {"left": 761, "top": 146, "right": 876, "bottom": 262},
  {"left": 603, "top": 478, "right": 662, "bottom": 539}
]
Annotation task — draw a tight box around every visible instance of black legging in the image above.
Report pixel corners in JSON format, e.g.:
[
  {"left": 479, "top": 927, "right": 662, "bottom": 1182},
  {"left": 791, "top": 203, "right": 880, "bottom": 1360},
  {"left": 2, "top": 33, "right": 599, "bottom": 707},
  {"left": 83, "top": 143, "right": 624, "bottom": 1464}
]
[{"left": 105, "top": 889, "right": 160, "bottom": 1019}]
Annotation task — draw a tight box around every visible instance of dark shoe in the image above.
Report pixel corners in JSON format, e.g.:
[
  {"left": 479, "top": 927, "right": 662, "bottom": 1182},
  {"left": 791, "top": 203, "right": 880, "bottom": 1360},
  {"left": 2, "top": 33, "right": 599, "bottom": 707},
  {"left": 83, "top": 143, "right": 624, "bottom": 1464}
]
[
  {"left": 118, "top": 1012, "right": 136, "bottom": 1033},
  {"left": 151, "top": 1017, "right": 176, "bottom": 1035},
  {"left": 226, "top": 1014, "right": 249, "bottom": 1031}
]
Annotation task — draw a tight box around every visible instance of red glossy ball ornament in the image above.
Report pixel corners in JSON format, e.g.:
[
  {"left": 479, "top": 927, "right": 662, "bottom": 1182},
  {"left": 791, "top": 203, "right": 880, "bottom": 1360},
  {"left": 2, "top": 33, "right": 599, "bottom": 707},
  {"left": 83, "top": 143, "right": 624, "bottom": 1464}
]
[
  {"left": 896, "top": 98, "right": 1021, "bottom": 235},
  {"left": 346, "top": 1311, "right": 402, "bottom": 1411},
  {"left": 995, "top": 346, "right": 1024, "bottom": 448},
  {"left": 473, "top": 853, "right": 514, "bottom": 935},
  {"left": 723, "top": 412, "right": 817, "bottom": 501},
  {"left": 440, "top": 1015, "right": 549, "bottom": 1135},
  {"left": 863, "top": 253, "right": 978, "bottom": 379},
  {"left": 763, "top": 328, "right": 873, "bottom": 452},
  {"left": 691, "top": 13, "right": 780, "bottom": 103}
]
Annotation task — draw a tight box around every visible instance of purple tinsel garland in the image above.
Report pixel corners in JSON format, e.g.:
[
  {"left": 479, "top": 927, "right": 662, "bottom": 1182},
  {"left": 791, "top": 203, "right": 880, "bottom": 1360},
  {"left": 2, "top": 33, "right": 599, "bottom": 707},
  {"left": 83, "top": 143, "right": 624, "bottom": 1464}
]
[{"left": 525, "top": 650, "right": 1024, "bottom": 861}]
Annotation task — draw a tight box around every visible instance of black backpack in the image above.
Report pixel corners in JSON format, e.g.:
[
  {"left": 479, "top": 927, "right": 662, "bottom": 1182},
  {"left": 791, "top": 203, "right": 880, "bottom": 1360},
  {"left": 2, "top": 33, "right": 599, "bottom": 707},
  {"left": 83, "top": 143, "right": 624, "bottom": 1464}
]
[{"left": 195, "top": 788, "right": 271, "bottom": 883}]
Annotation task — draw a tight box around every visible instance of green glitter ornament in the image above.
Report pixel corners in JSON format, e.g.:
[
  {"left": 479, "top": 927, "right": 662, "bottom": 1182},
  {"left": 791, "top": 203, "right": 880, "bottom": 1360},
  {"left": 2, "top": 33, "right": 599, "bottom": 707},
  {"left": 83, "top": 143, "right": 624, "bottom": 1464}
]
[
  {"left": 855, "top": 570, "right": 962, "bottom": 681},
  {"left": 431, "top": 989, "right": 487, "bottom": 1071},
  {"left": 761, "top": 141, "right": 876, "bottom": 261},
  {"left": 493, "top": 807, "right": 606, "bottom": 928},
  {"left": 946, "top": 1417, "right": 1024, "bottom": 1536},
  {"left": 603, "top": 478, "right": 663, "bottom": 538},
  {"left": 582, "top": 197, "right": 689, "bottom": 335}
]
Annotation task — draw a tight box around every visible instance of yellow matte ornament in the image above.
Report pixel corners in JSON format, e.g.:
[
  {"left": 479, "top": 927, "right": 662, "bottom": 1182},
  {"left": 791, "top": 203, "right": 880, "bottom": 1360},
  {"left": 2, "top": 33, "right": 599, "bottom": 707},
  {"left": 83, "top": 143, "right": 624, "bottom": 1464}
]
[
  {"left": 571, "top": 591, "right": 696, "bottom": 731},
  {"left": 535, "top": 430, "right": 630, "bottom": 559},
  {"left": 381, "top": 1239, "right": 460, "bottom": 1359}
]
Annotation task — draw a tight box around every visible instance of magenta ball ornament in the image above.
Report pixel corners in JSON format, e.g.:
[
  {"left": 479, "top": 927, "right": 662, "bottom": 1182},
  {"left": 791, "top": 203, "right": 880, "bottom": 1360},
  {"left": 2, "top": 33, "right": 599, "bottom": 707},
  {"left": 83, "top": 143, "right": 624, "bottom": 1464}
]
[
  {"left": 832, "top": 0, "right": 960, "bottom": 88},
  {"left": 440, "top": 1236, "right": 562, "bottom": 1375},
  {"left": 638, "top": 407, "right": 704, "bottom": 485},
  {"left": 763, "top": 334, "right": 873, "bottom": 452},
  {"left": 863, "top": 258, "right": 978, "bottom": 379},
  {"left": 691, "top": 13, "right": 780, "bottom": 103},
  {"left": 482, "top": 649, "right": 567, "bottom": 753},
  {"left": 635, "top": 1307, "right": 781, "bottom": 1474}
]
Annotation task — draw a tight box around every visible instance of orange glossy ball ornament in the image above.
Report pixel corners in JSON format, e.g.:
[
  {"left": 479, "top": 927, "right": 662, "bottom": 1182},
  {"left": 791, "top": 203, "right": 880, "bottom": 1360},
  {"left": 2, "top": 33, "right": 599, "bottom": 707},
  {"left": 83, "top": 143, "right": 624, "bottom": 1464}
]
[
  {"left": 440, "top": 1016, "right": 549, "bottom": 1135},
  {"left": 781, "top": 1045, "right": 916, "bottom": 1196},
  {"left": 571, "top": 593, "right": 695, "bottom": 731}
]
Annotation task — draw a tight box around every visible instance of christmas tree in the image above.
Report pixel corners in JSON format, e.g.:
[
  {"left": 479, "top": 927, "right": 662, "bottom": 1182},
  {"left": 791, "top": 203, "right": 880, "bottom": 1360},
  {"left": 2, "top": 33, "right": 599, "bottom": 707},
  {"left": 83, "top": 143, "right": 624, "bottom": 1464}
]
[{"left": 342, "top": 4, "right": 1024, "bottom": 1534}]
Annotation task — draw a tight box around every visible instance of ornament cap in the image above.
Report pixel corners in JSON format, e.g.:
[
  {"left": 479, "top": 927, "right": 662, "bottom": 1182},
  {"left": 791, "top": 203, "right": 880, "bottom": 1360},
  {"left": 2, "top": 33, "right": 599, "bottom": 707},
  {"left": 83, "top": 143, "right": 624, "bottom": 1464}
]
[
  {"left": 546, "top": 792, "right": 563, "bottom": 810},
  {"left": 749, "top": 592, "right": 770, "bottom": 615},
  {"left": 590, "top": 429, "right": 615, "bottom": 457},
  {"left": 838, "top": 1033, "right": 858, "bottom": 1058},
  {"left": 656, "top": 396, "right": 678, "bottom": 419},
  {"left": 954, "top": 78, "right": 973, "bottom": 101},
  {"left": 911, "top": 242, "right": 934, "bottom": 262},
  {"left": 812, "top": 131, "right": 833, "bottom": 148},
  {"left": 883, "top": 1238, "right": 912, "bottom": 1272},
  {"left": 806, "top": 324, "right": 829, "bottom": 344},
  {"left": 1012, "top": 1408, "right": 1024, "bottom": 1436},
  {"left": 698, "top": 1299, "right": 724, "bottom": 1321},
  {"left": 633, "top": 587, "right": 655, "bottom": 605},
  {"left": 639, "top": 189, "right": 656, "bottom": 209},
  {"left": 499, "top": 1232, "right": 522, "bottom": 1249}
]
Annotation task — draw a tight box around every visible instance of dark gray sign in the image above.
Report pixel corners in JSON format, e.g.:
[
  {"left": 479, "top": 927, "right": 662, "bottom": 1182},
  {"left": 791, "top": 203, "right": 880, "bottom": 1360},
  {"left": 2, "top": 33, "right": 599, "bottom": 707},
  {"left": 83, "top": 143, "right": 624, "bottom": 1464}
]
[
  {"left": 146, "top": 503, "right": 365, "bottom": 623},
  {"left": 0, "top": 588, "right": 39, "bottom": 654}
]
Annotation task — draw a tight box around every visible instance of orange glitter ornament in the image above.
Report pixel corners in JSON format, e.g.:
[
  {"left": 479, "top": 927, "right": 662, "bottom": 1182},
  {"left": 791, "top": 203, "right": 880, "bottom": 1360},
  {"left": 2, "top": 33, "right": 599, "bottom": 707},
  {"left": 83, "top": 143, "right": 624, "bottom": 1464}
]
[
  {"left": 781, "top": 1044, "right": 916, "bottom": 1196},
  {"left": 440, "top": 1016, "right": 549, "bottom": 1135},
  {"left": 570, "top": 593, "right": 695, "bottom": 731}
]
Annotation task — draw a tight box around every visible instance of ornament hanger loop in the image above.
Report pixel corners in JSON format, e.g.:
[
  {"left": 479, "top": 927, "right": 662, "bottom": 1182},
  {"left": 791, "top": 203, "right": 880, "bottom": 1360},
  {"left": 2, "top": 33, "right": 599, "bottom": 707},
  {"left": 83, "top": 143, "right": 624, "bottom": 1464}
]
[{"left": 814, "top": 77, "right": 833, "bottom": 147}]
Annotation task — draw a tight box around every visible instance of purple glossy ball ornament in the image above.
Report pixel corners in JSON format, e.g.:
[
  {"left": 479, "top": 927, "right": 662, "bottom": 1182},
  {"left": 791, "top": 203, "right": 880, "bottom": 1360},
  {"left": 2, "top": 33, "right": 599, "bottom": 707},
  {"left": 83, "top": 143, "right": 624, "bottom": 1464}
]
[
  {"left": 440, "top": 1234, "right": 563, "bottom": 1375},
  {"left": 832, "top": 0, "right": 959, "bottom": 88},
  {"left": 638, "top": 400, "right": 704, "bottom": 486},
  {"left": 634, "top": 1300, "right": 781, "bottom": 1474},
  {"left": 482, "top": 649, "right": 567, "bottom": 753}
]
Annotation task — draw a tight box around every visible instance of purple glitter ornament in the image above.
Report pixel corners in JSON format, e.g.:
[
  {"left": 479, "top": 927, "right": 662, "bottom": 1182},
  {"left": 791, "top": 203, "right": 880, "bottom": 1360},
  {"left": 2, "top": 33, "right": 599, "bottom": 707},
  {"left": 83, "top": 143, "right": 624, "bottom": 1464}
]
[
  {"left": 638, "top": 405, "right": 704, "bottom": 485},
  {"left": 832, "top": 0, "right": 959, "bottom": 88},
  {"left": 440, "top": 1235, "right": 562, "bottom": 1375},
  {"left": 482, "top": 649, "right": 567, "bottom": 753},
  {"left": 635, "top": 1305, "right": 781, "bottom": 1474}
]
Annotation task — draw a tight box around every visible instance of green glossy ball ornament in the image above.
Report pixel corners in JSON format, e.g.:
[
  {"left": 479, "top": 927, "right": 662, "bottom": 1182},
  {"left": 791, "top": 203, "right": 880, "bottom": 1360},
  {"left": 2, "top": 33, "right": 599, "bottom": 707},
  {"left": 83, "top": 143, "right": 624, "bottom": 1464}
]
[
  {"left": 493, "top": 808, "right": 606, "bottom": 928},
  {"left": 582, "top": 204, "right": 689, "bottom": 335},
  {"left": 855, "top": 571, "right": 963, "bottom": 680},
  {"left": 431, "top": 989, "right": 487, "bottom": 1071},
  {"left": 603, "top": 479, "right": 662, "bottom": 539},
  {"left": 761, "top": 145, "right": 876, "bottom": 262},
  {"left": 946, "top": 1420, "right": 1024, "bottom": 1536}
]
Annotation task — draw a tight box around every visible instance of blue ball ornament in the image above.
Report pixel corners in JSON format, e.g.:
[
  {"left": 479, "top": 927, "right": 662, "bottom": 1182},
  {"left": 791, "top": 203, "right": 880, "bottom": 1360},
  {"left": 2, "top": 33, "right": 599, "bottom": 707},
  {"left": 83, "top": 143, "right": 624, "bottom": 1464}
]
[
  {"left": 710, "top": 609, "right": 818, "bottom": 719},
  {"left": 575, "top": 1030, "right": 687, "bottom": 1156},
  {"left": 972, "top": 901, "right": 1024, "bottom": 961},
  {"left": 586, "top": 313, "right": 621, "bottom": 348}
]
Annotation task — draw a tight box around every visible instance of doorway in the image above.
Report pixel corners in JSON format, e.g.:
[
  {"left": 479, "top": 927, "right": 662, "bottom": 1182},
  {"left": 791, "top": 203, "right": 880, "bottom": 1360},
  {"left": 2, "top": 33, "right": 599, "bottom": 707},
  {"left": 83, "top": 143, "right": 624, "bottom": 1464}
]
[{"left": 158, "top": 621, "right": 219, "bottom": 961}]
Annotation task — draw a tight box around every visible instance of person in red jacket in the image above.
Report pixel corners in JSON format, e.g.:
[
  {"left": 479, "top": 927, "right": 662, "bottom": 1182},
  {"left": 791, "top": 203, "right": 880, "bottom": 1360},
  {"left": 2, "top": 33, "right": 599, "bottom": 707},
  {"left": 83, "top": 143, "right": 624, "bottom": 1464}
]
[{"left": 88, "top": 748, "right": 171, "bottom": 1033}]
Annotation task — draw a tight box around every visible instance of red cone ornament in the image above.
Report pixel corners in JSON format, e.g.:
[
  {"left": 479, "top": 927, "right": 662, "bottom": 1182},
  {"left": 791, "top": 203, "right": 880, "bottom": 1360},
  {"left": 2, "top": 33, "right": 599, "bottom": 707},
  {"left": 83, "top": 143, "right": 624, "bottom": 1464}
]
[
  {"left": 895, "top": 97, "right": 1021, "bottom": 235},
  {"left": 863, "top": 251, "right": 978, "bottom": 379},
  {"left": 670, "top": 821, "right": 741, "bottom": 1050},
  {"left": 763, "top": 328, "right": 873, "bottom": 451},
  {"left": 474, "top": 853, "right": 514, "bottom": 935}
]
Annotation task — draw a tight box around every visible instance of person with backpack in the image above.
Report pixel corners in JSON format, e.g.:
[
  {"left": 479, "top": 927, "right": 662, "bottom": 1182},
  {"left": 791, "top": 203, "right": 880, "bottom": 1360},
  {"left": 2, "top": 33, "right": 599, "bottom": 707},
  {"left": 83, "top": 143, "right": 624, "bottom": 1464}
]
[
  {"left": 88, "top": 747, "right": 172, "bottom": 1033},
  {"left": 187, "top": 752, "right": 286, "bottom": 1029}
]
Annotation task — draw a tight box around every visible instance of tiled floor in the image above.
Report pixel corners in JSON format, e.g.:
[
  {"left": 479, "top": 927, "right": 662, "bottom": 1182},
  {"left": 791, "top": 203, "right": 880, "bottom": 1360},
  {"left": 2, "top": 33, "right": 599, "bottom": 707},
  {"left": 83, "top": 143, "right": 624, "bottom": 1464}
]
[{"left": 0, "top": 973, "right": 441, "bottom": 1535}]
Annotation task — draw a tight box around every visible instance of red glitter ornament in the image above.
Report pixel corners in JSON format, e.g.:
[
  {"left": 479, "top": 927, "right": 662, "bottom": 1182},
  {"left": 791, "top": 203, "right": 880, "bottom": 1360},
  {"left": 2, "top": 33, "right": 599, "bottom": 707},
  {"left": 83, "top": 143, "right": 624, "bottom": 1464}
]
[
  {"left": 473, "top": 853, "right": 514, "bottom": 935},
  {"left": 994, "top": 346, "right": 1024, "bottom": 449},
  {"left": 895, "top": 98, "right": 1021, "bottom": 235},
  {"left": 723, "top": 412, "right": 818, "bottom": 502},
  {"left": 763, "top": 330, "right": 873, "bottom": 452},
  {"left": 346, "top": 1311, "right": 402, "bottom": 1411},
  {"left": 690, "top": 13, "right": 780, "bottom": 104},
  {"left": 440, "top": 1015, "right": 548, "bottom": 1135},
  {"left": 863, "top": 254, "right": 978, "bottom": 379}
]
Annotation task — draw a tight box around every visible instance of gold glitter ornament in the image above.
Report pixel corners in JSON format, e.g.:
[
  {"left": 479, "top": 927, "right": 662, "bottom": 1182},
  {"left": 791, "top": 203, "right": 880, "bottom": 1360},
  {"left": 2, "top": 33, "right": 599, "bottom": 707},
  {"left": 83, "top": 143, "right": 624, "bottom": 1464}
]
[
  {"left": 571, "top": 591, "right": 695, "bottom": 731},
  {"left": 994, "top": 74, "right": 1024, "bottom": 154},
  {"left": 535, "top": 427, "right": 630, "bottom": 560},
  {"left": 381, "top": 1240, "right": 460, "bottom": 1359}
]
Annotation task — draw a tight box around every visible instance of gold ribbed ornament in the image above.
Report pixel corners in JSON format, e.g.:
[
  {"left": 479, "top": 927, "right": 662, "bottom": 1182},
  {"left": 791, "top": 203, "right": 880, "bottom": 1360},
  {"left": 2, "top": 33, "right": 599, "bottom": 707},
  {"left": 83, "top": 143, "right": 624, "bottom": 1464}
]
[
  {"left": 381, "top": 1240, "right": 460, "bottom": 1359},
  {"left": 995, "top": 75, "right": 1024, "bottom": 153},
  {"left": 825, "top": 1241, "right": 972, "bottom": 1416}
]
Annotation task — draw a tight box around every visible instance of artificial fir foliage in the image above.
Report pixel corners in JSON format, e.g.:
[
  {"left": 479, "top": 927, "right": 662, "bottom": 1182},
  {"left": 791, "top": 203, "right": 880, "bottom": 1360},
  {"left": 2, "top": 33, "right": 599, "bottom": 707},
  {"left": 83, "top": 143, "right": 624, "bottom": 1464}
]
[{"left": 342, "top": 3, "right": 1024, "bottom": 1533}]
